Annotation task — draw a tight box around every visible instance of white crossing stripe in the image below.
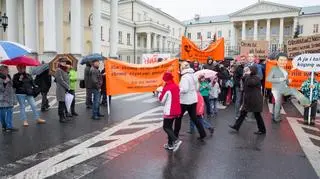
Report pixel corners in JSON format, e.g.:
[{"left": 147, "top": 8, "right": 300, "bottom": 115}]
[
  {"left": 267, "top": 103, "right": 286, "bottom": 114},
  {"left": 112, "top": 93, "right": 142, "bottom": 100},
  {"left": 125, "top": 93, "right": 152, "bottom": 101},
  {"left": 142, "top": 98, "right": 158, "bottom": 103}
]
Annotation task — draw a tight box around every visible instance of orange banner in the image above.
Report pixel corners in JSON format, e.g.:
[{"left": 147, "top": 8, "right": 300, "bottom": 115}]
[
  {"left": 265, "top": 60, "right": 318, "bottom": 89},
  {"left": 180, "top": 36, "right": 224, "bottom": 63},
  {"left": 105, "top": 58, "right": 180, "bottom": 95}
]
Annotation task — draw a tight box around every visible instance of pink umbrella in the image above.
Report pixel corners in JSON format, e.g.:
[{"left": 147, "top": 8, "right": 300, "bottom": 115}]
[
  {"left": 0, "top": 56, "right": 40, "bottom": 66},
  {"left": 194, "top": 69, "right": 217, "bottom": 80}
]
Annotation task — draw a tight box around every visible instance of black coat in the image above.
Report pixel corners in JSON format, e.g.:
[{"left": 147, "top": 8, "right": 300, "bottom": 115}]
[
  {"left": 242, "top": 74, "right": 263, "bottom": 112},
  {"left": 35, "top": 69, "right": 52, "bottom": 93},
  {"left": 233, "top": 65, "right": 244, "bottom": 87},
  {"left": 13, "top": 72, "right": 35, "bottom": 95}
]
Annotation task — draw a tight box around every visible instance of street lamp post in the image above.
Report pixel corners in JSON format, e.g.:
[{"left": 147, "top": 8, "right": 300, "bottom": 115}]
[{"left": 0, "top": 12, "right": 8, "bottom": 32}]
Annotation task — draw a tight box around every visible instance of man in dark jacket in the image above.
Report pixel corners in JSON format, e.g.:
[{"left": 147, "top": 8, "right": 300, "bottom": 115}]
[
  {"left": 84, "top": 63, "right": 92, "bottom": 108},
  {"left": 88, "top": 60, "right": 104, "bottom": 120},
  {"left": 234, "top": 56, "right": 245, "bottom": 118},
  {"left": 203, "top": 57, "right": 218, "bottom": 71},
  {"left": 35, "top": 68, "right": 52, "bottom": 111}
]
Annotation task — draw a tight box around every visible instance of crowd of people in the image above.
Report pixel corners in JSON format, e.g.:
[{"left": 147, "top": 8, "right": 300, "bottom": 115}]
[
  {"left": 158, "top": 53, "right": 317, "bottom": 151},
  {"left": 0, "top": 58, "right": 109, "bottom": 132}
]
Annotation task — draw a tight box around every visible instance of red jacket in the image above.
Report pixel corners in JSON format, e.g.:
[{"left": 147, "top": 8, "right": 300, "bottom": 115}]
[{"left": 159, "top": 81, "right": 181, "bottom": 119}]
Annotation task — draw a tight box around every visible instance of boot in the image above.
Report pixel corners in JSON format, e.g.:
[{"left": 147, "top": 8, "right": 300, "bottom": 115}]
[{"left": 59, "top": 115, "right": 67, "bottom": 123}]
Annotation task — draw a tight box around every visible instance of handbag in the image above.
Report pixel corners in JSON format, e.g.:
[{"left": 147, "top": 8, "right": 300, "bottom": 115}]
[{"left": 79, "top": 80, "right": 85, "bottom": 89}]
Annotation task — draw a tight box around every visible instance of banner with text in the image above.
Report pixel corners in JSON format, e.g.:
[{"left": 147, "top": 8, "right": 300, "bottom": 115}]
[
  {"left": 240, "top": 40, "right": 269, "bottom": 59},
  {"left": 264, "top": 60, "right": 320, "bottom": 89},
  {"left": 105, "top": 58, "right": 180, "bottom": 95},
  {"left": 180, "top": 36, "right": 224, "bottom": 63},
  {"left": 287, "top": 34, "right": 320, "bottom": 59},
  {"left": 142, "top": 54, "right": 171, "bottom": 64}
]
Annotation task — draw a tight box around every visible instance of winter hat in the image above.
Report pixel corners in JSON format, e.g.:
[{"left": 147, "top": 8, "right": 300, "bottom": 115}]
[{"left": 163, "top": 72, "right": 173, "bottom": 82}]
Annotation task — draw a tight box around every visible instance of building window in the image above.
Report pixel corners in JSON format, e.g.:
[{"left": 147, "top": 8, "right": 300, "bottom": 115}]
[
  {"left": 108, "top": 28, "right": 110, "bottom": 42},
  {"left": 127, "top": 33, "right": 131, "bottom": 45},
  {"left": 137, "top": 56, "right": 141, "bottom": 64},
  {"left": 271, "top": 27, "right": 279, "bottom": 35},
  {"left": 299, "top": 25, "right": 304, "bottom": 34},
  {"left": 118, "top": 31, "right": 123, "bottom": 44},
  {"left": 137, "top": 36, "right": 141, "bottom": 47},
  {"left": 101, "top": 26, "right": 105, "bottom": 41},
  {"left": 258, "top": 26, "right": 266, "bottom": 35},
  {"left": 172, "top": 28, "right": 175, "bottom": 36},
  {"left": 228, "top": 30, "right": 231, "bottom": 38},
  {"left": 207, "top": 32, "right": 211, "bottom": 39},
  {"left": 313, "top": 24, "right": 319, "bottom": 33},
  {"left": 197, "top": 32, "right": 201, "bottom": 39},
  {"left": 127, "top": 56, "right": 131, "bottom": 63},
  {"left": 218, "top": 31, "right": 222, "bottom": 38},
  {"left": 179, "top": 28, "right": 182, "bottom": 37},
  {"left": 143, "top": 12, "right": 147, "bottom": 21},
  {"left": 187, "top": 33, "right": 191, "bottom": 39},
  {"left": 137, "top": 13, "right": 141, "bottom": 21},
  {"left": 284, "top": 25, "right": 291, "bottom": 36}
]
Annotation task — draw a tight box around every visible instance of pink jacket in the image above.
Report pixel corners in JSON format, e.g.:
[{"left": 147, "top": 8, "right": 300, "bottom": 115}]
[
  {"left": 159, "top": 81, "right": 181, "bottom": 119},
  {"left": 196, "top": 92, "right": 205, "bottom": 117}
]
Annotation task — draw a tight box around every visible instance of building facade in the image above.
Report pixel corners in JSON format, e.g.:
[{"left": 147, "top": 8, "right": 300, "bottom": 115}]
[{"left": 184, "top": 1, "right": 320, "bottom": 57}]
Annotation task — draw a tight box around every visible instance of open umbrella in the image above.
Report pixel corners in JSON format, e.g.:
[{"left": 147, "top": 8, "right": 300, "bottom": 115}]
[
  {"left": 30, "top": 63, "right": 49, "bottom": 75},
  {"left": 194, "top": 69, "right": 217, "bottom": 80},
  {"left": 0, "top": 56, "right": 40, "bottom": 66},
  {"left": 0, "top": 41, "right": 32, "bottom": 60},
  {"left": 81, "top": 53, "right": 105, "bottom": 65}
]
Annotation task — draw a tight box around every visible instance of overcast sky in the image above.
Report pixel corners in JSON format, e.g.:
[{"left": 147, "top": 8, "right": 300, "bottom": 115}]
[{"left": 141, "top": 0, "right": 320, "bottom": 21}]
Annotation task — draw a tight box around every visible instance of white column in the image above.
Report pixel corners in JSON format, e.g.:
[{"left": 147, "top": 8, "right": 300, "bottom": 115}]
[
  {"left": 43, "top": 0, "right": 57, "bottom": 52},
  {"left": 254, "top": 20, "right": 258, "bottom": 40},
  {"left": 152, "top": 33, "right": 156, "bottom": 49},
  {"left": 230, "top": 23, "right": 236, "bottom": 47},
  {"left": 17, "top": 0, "right": 24, "bottom": 44},
  {"left": 6, "top": 0, "right": 18, "bottom": 42},
  {"left": 266, "top": 19, "right": 271, "bottom": 41},
  {"left": 242, "top": 21, "right": 246, "bottom": 40},
  {"left": 164, "top": 37, "right": 167, "bottom": 51},
  {"left": 55, "top": 0, "right": 64, "bottom": 53},
  {"left": 293, "top": 17, "right": 298, "bottom": 36},
  {"left": 109, "top": 0, "right": 118, "bottom": 57},
  {"left": 24, "top": 0, "right": 37, "bottom": 52},
  {"left": 92, "top": 0, "right": 102, "bottom": 54},
  {"left": 71, "top": 0, "right": 82, "bottom": 55},
  {"left": 146, "top": 33, "right": 151, "bottom": 50},
  {"left": 159, "top": 36, "right": 163, "bottom": 52},
  {"left": 279, "top": 18, "right": 284, "bottom": 46}
]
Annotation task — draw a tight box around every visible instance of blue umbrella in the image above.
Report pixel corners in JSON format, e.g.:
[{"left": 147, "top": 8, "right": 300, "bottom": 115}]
[
  {"left": 0, "top": 41, "right": 32, "bottom": 60},
  {"left": 80, "top": 53, "right": 105, "bottom": 65},
  {"left": 30, "top": 63, "right": 49, "bottom": 76}
]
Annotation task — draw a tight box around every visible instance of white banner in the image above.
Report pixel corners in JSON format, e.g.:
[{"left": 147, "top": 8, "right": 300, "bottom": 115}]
[{"left": 142, "top": 54, "right": 171, "bottom": 64}]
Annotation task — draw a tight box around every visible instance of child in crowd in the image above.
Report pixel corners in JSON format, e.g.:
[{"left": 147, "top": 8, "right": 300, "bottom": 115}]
[
  {"left": 301, "top": 75, "right": 320, "bottom": 126},
  {"left": 189, "top": 92, "right": 214, "bottom": 135},
  {"left": 209, "top": 77, "right": 221, "bottom": 118},
  {"left": 199, "top": 75, "right": 212, "bottom": 117},
  {"left": 158, "top": 72, "right": 182, "bottom": 152}
]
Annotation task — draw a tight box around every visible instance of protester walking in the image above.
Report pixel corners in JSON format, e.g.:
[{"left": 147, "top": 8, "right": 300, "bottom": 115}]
[
  {"left": 13, "top": 65, "right": 46, "bottom": 127},
  {"left": 84, "top": 63, "right": 92, "bottom": 108},
  {"left": 229, "top": 66, "right": 266, "bottom": 135},
  {"left": 88, "top": 60, "right": 104, "bottom": 120},
  {"left": 35, "top": 67, "right": 51, "bottom": 112},
  {"left": 54, "top": 58, "right": 71, "bottom": 123},
  {"left": 175, "top": 62, "right": 207, "bottom": 141},
  {"left": 198, "top": 75, "right": 212, "bottom": 117},
  {"left": 158, "top": 72, "right": 182, "bottom": 152},
  {"left": 301, "top": 75, "right": 320, "bottom": 126},
  {"left": 209, "top": 77, "right": 220, "bottom": 117},
  {"left": 234, "top": 57, "right": 245, "bottom": 119},
  {"left": 217, "top": 64, "right": 230, "bottom": 106},
  {"left": 67, "top": 61, "right": 78, "bottom": 117},
  {"left": 0, "top": 66, "right": 18, "bottom": 132}
]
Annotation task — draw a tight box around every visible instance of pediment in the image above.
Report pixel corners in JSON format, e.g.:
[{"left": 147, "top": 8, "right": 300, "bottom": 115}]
[{"left": 230, "top": 1, "right": 300, "bottom": 17}]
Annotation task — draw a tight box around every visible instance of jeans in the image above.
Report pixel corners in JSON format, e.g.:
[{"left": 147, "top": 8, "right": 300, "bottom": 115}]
[
  {"left": 163, "top": 118, "right": 178, "bottom": 145},
  {"left": 234, "top": 87, "right": 242, "bottom": 118},
  {"left": 203, "top": 96, "right": 211, "bottom": 115},
  {"left": 0, "top": 107, "right": 13, "bottom": 129},
  {"left": 272, "top": 88, "right": 310, "bottom": 121},
  {"left": 86, "top": 88, "right": 93, "bottom": 107},
  {"left": 70, "top": 90, "right": 76, "bottom": 114},
  {"left": 190, "top": 116, "right": 212, "bottom": 132},
  {"left": 175, "top": 103, "right": 206, "bottom": 138},
  {"left": 16, "top": 94, "right": 39, "bottom": 121},
  {"left": 304, "top": 100, "right": 317, "bottom": 122},
  {"left": 233, "top": 110, "right": 266, "bottom": 132},
  {"left": 209, "top": 98, "right": 218, "bottom": 115},
  {"left": 92, "top": 89, "right": 101, "bottom": 117},
  {"left": 41, "top": 92, "right": 49, "bottom": 110}
]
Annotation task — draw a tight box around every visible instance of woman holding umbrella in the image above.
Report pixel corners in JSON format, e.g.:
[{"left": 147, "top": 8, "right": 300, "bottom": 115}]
[{"left": 13, "top": 65, "right": 46, "bottom": 127}]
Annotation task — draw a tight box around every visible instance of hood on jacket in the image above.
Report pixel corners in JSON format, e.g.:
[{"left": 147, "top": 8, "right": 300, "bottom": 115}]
[{"left": 181, "top": 68, "right": 194, "bottom": 75}]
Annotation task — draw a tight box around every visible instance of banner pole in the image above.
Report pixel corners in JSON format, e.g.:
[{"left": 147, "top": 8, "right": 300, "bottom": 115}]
[
  {"left": 107, "top": 95, "right": 110, "bottom": 116},
  {"left": 308, "top": 71, "right": 314, "bottom": 125}
]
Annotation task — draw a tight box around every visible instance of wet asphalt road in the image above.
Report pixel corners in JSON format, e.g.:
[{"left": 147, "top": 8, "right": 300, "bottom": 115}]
[{"left": 0, "top": 90, "right": 319, "bottom": 179}]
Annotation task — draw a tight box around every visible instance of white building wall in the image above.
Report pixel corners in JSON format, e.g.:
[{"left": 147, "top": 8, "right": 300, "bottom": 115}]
[{"left": 298, "top": 15, "right": 320, "bottom": 36}]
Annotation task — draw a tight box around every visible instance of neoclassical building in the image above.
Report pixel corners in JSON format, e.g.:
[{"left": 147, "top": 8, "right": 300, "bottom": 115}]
[
  {"left": 184, "top": 1, "right": 320, "bottom": 56},
  {"left": 0, "top": 0, "right": 184, "bottom": 66}
]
